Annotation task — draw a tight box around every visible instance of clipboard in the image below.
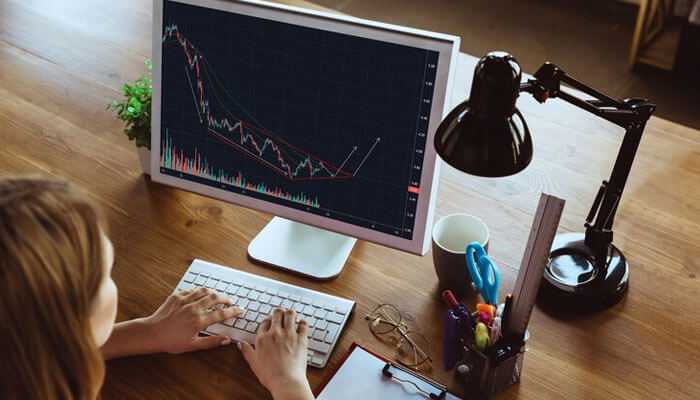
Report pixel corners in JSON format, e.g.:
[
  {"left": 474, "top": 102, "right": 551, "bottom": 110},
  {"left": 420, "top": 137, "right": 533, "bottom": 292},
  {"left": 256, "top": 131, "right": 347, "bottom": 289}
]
[{"left": 315, "top": 343, "right": 463, "bottom": 400}]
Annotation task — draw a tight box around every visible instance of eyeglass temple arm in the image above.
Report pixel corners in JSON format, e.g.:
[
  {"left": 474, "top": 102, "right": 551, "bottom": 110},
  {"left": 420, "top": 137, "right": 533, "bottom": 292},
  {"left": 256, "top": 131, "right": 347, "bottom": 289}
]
[{"left": 368, "top": 314, "right": 432, "bottom": 361}]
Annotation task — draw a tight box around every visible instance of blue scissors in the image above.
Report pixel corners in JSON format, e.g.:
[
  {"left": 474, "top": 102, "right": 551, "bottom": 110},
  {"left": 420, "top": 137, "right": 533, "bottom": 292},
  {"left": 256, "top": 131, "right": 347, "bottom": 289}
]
[{"left": 465, "top": 242, "right": 500, "bottom": 305}]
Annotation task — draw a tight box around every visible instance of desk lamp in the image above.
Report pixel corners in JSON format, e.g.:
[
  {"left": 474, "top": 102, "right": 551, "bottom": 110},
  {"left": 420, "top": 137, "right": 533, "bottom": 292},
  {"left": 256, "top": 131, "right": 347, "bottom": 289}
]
[{"left": 435, "top": 52, "right": 655, "bottom": 311}]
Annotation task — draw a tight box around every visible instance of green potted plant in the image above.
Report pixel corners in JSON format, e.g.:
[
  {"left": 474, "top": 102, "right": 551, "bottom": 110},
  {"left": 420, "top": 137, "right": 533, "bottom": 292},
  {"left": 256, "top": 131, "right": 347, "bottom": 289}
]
[{"left": 109, "top": 60, "right": 153, "bottom": 175}]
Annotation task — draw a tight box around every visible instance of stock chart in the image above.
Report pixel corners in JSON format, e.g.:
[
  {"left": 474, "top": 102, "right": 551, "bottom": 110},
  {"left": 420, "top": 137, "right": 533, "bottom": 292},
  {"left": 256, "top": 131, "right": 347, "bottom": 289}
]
[{"left": 160, "top": 0, "right": 439, "bottom": 239}]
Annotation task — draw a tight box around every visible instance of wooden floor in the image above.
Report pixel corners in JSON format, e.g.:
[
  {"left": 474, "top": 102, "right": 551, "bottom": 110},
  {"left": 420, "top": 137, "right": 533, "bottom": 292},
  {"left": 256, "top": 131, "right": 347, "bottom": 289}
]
[
  {"left": 1, "top": 1, "right": 700, "bottom": 399},
  {"left": 310, "top": 0, "right": 700, "bottom": 131}
]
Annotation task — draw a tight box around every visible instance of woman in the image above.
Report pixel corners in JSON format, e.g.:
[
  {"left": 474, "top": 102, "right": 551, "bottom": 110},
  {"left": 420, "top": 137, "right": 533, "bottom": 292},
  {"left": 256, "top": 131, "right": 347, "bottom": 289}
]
[{"left": 0, "top": 176, "right": 314, "bottom": 400}]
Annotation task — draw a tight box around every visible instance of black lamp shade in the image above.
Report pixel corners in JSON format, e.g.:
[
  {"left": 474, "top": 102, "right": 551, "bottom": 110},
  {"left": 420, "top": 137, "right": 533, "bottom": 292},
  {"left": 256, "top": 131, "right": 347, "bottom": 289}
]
[{"left": 434, "top": 52, "right": 533, "bottom": 177}]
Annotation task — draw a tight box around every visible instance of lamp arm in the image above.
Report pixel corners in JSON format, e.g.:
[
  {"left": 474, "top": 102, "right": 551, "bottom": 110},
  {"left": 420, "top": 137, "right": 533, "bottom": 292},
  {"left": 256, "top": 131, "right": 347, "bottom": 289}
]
[
  {"left": 519, "top": 63, "right": 650, "bottom": 128},
  {"left": 520, "top": 62, "right": 656, "bottom": 269}
]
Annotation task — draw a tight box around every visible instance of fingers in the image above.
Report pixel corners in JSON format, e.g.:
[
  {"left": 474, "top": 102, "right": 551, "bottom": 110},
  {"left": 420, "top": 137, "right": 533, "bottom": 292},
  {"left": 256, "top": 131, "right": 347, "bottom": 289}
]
[
  {"left": 238, "top": 340, "right": 256, "bottom": 366},
  {"left": 259, "top": 317, "right": 272, "bottom": 333},
  {"left": 190, "top": 335, "right": 232, "bottom": 351},
  {"left": 297, "top": 319, "right": 309, "bottom": 343},
  {"left": 283, "top": 309, "right": 296, "bottom": 332},
  {"left": 192, "top": 290, "right": 233, "bottom": 310},
  {"left": 200, "top": 305, "right": 243, "bottom": 327},
  {"left": 182, "top": 287, "right": 213, "bottom": 303},
  {"left": 271, "top": 308, "right": 284, "bottom": 329},
  {"left": 263, "top": 308, "right": 298, "bottom": 335},
  {"left": 297, "top": 319, "right": 309, "bottom": 348}
]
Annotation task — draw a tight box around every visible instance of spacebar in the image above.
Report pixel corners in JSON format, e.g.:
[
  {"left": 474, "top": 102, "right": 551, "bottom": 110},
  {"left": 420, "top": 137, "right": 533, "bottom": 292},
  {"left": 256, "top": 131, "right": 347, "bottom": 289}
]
[{"left": 204, "top": 323, "right": 256, "bottom": 344}]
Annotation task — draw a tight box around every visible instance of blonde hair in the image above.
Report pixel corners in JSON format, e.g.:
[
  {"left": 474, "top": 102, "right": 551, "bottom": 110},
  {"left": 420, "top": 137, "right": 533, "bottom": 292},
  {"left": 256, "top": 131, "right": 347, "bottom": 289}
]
[{"left": 0, "top": 176, "right": 107, "bottom": 399}]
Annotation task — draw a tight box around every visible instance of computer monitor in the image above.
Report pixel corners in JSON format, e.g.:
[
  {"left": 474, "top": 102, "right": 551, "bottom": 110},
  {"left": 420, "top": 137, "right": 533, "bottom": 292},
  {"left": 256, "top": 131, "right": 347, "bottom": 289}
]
[{"left": 151, "top": 0, "right": 460, "bottom": 279}]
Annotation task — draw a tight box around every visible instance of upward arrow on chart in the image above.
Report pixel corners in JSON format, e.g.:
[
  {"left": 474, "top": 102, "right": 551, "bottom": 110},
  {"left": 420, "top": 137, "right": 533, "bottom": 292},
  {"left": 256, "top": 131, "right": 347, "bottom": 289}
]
[{"left": 353, "top": 137, "right": 381, "bottom": 177}]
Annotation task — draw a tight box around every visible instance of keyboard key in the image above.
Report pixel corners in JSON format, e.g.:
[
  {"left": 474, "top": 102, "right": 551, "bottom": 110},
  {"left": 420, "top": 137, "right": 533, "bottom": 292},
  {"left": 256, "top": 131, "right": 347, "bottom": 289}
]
[
  {"left": 293, "top": 303, "right": 304, "bottom": 313},
  {"left": 312, "top": 329, "right": 326, "bottom": 341},
  {"left": 312, "top": 299, "right": 325, "bottom": 308},
  {"left": 205, "top": 325, "right": 256, "bottom": 344},
  {"left": 316, "top": 320, "right": 328, "bottom": 331},
  {"left": 237, "top": 299, "right": 249, "bottom": 309},
  {"left": 293, "top": 295, "right": 305, "bottom": 303},
  {"left": 206, "top": 323, "right": 234, "bottom": 337},
  {"left": 244, "top": 311, "right": 258, "bottom": 321},
  {"left": 327, "top": 312, "right": 344, "bottom": 324},
  {"left": 184, "top": 272, "right": 197, "bottom": 283},
  {"left": 281, "top": 299, "right": 293, "bottom": 309},
  {"left": 245, "top": 322, "right": 259, "bottom": 333},
  {"left": 259, "top": 304, "right": 272, "bottom": 315},
  {"left": 309, "top": 339, "right": 330, "bottom": 354},
  {"left": 335, "top": 306, "right": 348, "bottom": 315},
  {"left": 259, "top": 293, "right": 272, "bottom": 303},
  {"left": 177, "top": 282, "right": 193, "bottom": 291},
  {"left": 247, "top": 291, "right": 260, "bottom": 301},
  {"left": 237, "top": 288, "right": 250, "bottom": 297},
  {"left": 325, "top": 323, "right": 340, "bottom": 343},
  {"left": 256, "top": 314, "right": 267, "bottom": 323},
  {"left": 223, "top": 317, "right": 237, "bottom": 327},
  {"left": 312, "top": 355, "right": 325, "bottom": 366},
  {"left": 234, "top": 319, "right": 248, "bottom": 330},
  {"left": 205, "top": 278, "right": 219, "bottom": 289},
  {"left": 278, "top": 291, "right": 290, "bottom": 299},
  {"left": 248, "top": 301, "right": 260, "bottom": 312},
  {"left": 307, "top": 317, "right": 316, "bottom": 328},
  {"left": 226, "top": 286, "right": 240, "bottom": 296},
  {"left": 303, "top": 305, "right": 315, "bottom": 316},
  {"left": 314, "top": 308, "right": 327, "bottom": 319},
  {"left": 216, "top": 281, "right": 229, "bottom": 292},
  {"left": 269, "top": 297, "right": 282, "bottom": 306},
  {"left": 194, "top": 276, "right": 207, "bottom": 286},
  {"left": 265, "top": 288, "right": 277, "bottom": 295}
]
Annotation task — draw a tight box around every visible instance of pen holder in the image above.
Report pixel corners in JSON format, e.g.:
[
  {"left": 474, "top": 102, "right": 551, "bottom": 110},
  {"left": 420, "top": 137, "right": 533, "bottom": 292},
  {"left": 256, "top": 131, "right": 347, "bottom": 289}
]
[{"left": 454, "top": 332, "right": 527, "bottom": 398}]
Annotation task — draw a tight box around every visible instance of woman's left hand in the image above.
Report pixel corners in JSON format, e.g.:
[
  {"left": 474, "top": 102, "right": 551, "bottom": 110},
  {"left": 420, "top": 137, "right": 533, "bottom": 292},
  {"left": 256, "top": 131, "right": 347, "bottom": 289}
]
[
  {"left": 102, "top": 287, "right": 242, "bottom": 359},
  {"left": 143, "top": 287, "right": 243, "bottom": 354}
]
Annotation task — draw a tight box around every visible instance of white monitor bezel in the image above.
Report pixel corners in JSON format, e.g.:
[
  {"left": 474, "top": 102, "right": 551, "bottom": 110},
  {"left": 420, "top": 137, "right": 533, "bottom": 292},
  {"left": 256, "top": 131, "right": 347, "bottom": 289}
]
[{"left": 151, "top": 0, "right": 460, "bottom": 255}]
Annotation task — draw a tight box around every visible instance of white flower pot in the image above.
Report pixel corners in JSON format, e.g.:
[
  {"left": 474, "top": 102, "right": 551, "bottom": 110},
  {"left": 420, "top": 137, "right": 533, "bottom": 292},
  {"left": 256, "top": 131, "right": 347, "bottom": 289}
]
[{"left": 137, "top": 147, "right": 151, "bottom": 176}]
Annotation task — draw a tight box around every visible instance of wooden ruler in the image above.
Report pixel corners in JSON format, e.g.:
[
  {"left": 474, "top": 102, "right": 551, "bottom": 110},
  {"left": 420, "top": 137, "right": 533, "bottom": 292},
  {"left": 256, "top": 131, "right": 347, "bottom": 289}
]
[{"left": 505, "top": 193, "right": 566, "bottom": 339}]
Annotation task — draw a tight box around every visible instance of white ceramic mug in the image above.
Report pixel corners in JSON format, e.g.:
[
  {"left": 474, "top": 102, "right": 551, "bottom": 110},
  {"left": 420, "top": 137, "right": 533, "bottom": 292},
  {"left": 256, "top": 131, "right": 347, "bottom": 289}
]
[{"left": 432, "top": 213, "right": 490, "bottom": 298}]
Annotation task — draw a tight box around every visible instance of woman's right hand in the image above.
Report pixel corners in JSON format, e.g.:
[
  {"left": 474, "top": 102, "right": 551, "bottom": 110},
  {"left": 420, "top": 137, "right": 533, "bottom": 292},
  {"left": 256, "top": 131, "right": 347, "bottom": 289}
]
[{"left": 238, "top": 309, "right": 314, "bottom": 400}]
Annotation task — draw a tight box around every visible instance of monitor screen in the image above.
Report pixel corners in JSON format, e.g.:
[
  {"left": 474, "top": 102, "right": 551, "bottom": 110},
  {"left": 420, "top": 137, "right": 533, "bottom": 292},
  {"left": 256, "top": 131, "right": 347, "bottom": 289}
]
[{"left": 155, "top": 0, "right": 454, "bottom": 250}]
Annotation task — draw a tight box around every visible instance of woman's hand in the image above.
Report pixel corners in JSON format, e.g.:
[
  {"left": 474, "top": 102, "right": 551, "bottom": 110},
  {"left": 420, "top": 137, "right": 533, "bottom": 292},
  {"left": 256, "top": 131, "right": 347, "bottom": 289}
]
[
  {"left": 239, "top": 309, "right": 314, "bottom": 400},
  {"left": 144, "top": 287, "right": 243, "bottom": 354},
  {"left": 102, "top": 288, "right": 242, "bottom": 359}
]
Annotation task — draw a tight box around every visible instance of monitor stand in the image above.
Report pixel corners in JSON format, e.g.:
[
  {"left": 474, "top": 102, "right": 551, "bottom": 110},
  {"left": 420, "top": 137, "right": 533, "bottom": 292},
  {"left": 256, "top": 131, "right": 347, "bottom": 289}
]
[{"left": 247, "top": 217, "right": 357, "bottom": 280}]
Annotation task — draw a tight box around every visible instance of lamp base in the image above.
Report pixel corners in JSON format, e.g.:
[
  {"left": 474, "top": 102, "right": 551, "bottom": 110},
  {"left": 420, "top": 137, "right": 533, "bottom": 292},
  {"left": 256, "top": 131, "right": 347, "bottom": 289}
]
[{"left": 538, "top": 232, "right": 629, "bottom": 313}]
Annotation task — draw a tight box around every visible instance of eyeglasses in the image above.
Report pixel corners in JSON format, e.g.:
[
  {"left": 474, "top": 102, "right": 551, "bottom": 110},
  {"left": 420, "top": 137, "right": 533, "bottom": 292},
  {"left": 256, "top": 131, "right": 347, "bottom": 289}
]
[{"left": 364, "top": 304, "right": 432, "bottom": 370}]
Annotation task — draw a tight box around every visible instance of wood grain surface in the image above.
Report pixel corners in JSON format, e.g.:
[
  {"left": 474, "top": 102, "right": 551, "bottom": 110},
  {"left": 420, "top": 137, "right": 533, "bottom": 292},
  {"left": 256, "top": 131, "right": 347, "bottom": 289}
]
[{"left": 1, "top": 1, "right": 699, "bottom": 399}]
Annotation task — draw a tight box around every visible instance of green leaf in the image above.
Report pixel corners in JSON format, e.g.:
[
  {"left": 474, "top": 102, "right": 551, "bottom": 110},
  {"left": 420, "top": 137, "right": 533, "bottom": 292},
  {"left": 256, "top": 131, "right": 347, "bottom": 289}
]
[{"left": 109, "top": 58, "right": 153, "bottom": 147}]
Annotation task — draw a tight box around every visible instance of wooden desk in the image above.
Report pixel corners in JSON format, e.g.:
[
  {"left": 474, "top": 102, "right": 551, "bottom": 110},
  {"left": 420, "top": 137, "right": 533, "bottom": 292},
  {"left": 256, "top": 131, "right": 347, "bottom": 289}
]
[{"left": 1, "top": 1, "right": 699, "bottom": 399}]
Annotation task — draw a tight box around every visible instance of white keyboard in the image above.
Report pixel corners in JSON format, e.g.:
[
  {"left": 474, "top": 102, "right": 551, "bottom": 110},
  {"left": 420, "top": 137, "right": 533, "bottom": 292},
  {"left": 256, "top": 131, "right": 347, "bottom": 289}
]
[{"left": 174, "top": 259, "right": 354, "bottom": 368}]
